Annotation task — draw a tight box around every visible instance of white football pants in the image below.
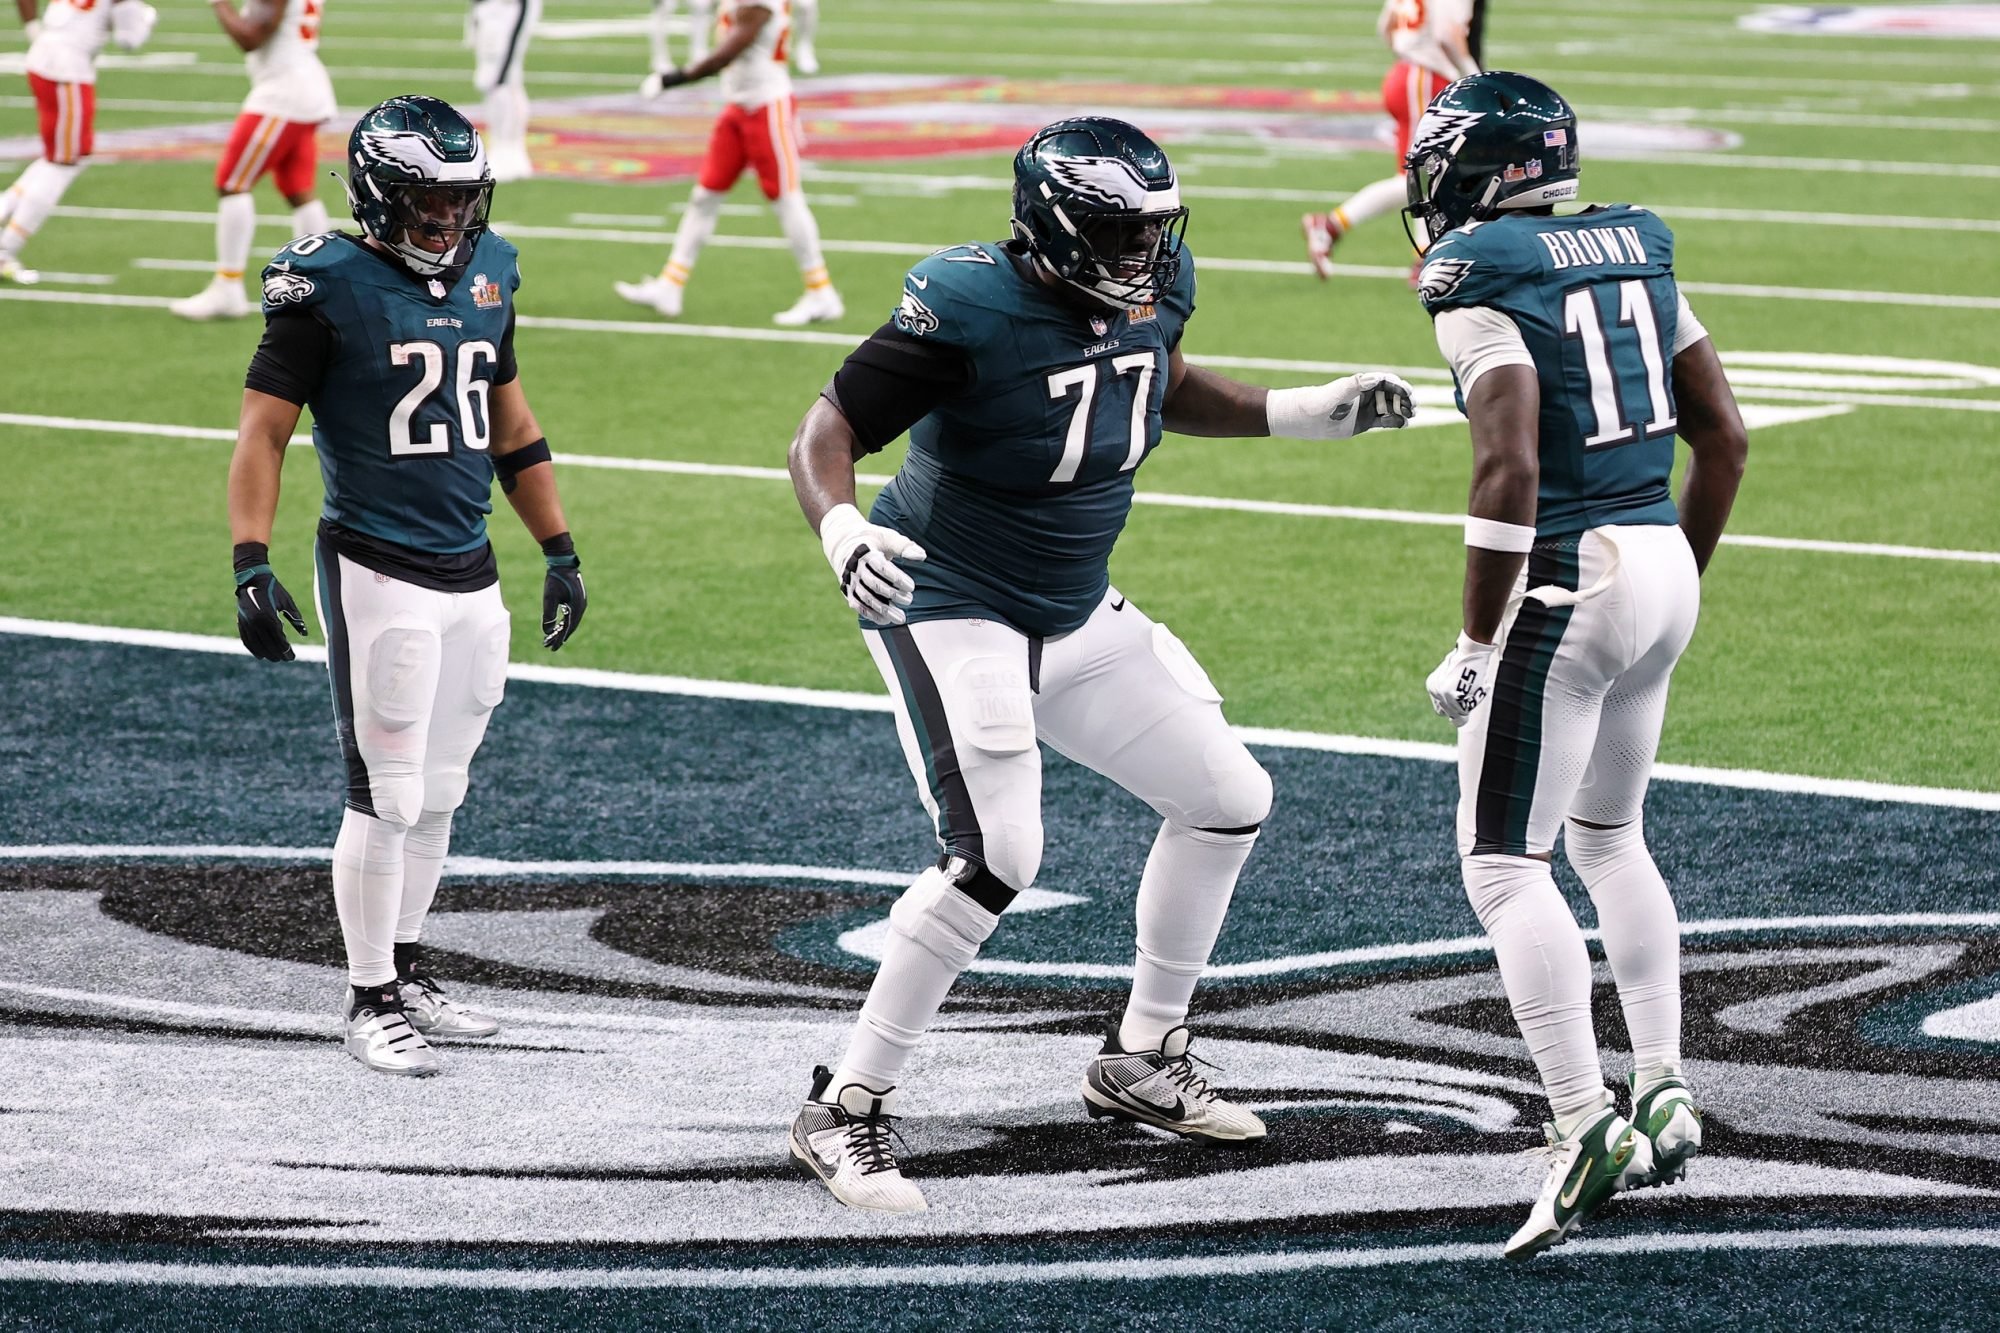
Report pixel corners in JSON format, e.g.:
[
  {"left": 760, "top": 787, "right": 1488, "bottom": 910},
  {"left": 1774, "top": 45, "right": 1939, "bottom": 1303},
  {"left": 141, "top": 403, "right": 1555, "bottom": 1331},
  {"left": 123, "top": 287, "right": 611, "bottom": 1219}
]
[
  {"left": 833, "top": 589, "right": 1272, "bottom": 1091},
  {"left": 1457, "top": 523, "right": 1700, "bottom": 1123}
]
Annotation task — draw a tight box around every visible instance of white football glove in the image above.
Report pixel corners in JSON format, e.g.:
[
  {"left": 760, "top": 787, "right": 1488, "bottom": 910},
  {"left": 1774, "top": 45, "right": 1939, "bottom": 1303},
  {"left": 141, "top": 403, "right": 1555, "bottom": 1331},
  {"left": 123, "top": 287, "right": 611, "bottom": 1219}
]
[
  {"left": 819, "top": 503, "right": 927, "bottom": 627},
  {"left": 24, "top": 18, "right": 43, "bottom": 44},
  {"left": 1426, "top": 631, "right": 1497, "bottom": 727},
  {"left": 1266, "top": 372, "right": 1417, "bottom": 440},
  {"left": 111, "top": 1, "right": 158, "bottom": 51}
]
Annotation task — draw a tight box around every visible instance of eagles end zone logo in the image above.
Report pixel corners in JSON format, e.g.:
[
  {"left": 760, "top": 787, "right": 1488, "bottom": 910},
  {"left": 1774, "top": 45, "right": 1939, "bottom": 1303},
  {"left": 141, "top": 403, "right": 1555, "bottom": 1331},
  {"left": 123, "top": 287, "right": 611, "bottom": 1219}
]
[{"left": 7, "top": 858, "right": 1999, "bottom": 1254}]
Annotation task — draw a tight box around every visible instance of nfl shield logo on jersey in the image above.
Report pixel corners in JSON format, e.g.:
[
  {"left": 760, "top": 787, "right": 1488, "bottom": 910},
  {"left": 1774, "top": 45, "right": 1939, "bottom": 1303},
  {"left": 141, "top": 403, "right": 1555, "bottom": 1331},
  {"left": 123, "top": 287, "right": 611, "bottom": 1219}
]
[
  {"left": 471, "top": 274, "right": 502, "bottom": 309},
  {"left": 1090, "top": 316, "right": 1109, "bottom": 337}
]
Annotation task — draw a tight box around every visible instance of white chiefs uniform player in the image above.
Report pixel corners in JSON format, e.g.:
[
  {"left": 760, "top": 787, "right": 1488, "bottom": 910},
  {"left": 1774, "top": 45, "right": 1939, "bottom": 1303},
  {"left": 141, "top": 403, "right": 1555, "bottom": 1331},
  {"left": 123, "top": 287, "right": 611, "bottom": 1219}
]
[
  {"left": 648, "top": 0, "right": 816, "bottom": 75},
  {"left": 0, "top": 0, "right": 157, "bottom": 284},
  {"left": 1300, "top": 0, "right": 1479, "bottom": 281},
  {"left": 617, "top": 0, "right": 842, "bottom": 326},
  {"left": 170, "top": 0, "right": 338, "bottom": 322}
]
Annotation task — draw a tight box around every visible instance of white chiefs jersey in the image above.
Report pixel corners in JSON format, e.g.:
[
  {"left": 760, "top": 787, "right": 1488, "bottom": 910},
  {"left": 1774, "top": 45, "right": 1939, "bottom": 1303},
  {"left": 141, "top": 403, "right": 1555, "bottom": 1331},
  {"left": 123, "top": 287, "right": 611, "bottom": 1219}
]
[
  {"left": 716, "top": 0, "right": 791, "bottom": 110},
  {"left": 1378, "top": 0, "right": 1473, "bottom": 82},
  {"left": 241, "top": 0, "right": 338, "bottom": 124},
  {"left": 25, "top": 0, "right": 115, "bottom": 85}
]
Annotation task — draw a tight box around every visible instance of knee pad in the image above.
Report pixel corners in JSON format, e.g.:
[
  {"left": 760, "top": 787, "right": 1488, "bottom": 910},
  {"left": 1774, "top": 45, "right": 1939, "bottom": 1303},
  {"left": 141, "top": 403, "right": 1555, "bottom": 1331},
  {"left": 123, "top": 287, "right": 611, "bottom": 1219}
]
[
  {"left": 367, "top": 774, "right": 425, "bottom": 831},
  {"left": 1461, "top": 853, "right": 1553, "bottom": 931},
  {"left": 967, "top": 817, "right": 1042, "bottom": 894},
  {"left": 1202, "top": 744, "right": 1273, "bottom": 831},
  {"left": 1564, "top": 816, "right": 1648, "bottom": 878},
  {"left": 422, "top": 763, "right": 471, "bottom": 816},
  {"left": 887, "top": 864, "right": 1004, "bottom": 972}
]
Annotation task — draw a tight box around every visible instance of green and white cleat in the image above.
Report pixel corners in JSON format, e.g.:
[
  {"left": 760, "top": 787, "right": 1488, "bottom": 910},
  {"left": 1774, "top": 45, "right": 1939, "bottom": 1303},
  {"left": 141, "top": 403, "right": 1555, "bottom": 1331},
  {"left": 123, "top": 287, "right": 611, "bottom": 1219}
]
[
  {"left": 1505, "top": 1103, "right": 1653, "bottom": 1261},
  {"left": 1629, "top": 1070, "right": 1702, "bottom": 1186}
]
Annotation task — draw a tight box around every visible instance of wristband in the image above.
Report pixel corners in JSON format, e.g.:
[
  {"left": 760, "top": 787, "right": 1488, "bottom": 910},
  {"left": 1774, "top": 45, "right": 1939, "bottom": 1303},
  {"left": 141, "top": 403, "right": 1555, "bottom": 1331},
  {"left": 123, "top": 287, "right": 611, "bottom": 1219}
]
[
  {"left": 818, "top": 502, "right": 867, "bottom": 566},
  {"left": 540, "top": 531, "right": 577, "bottom": 565},
  {"left": 233, "top": 541, "right": 271, "bottom": 574},
  {"left": 1263, "top": 385, "right": 1323, "bottom": 440},
  {"left": 1464, "top": 516, "right": 1535, "bottom": 552}
]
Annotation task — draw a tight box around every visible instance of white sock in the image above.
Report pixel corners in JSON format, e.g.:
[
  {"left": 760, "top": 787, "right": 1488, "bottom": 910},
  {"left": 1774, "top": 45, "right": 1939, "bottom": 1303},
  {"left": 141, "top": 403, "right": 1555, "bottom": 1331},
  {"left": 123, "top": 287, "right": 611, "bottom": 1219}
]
[
  {"left": 773, "top": 189, "right": 831, "bottom": 292},
  {"left": 0, "top": 166, "right": 31, "bottom": 228},
  {"left": 663, "top": 185, "right": 723, "bottom": 285},
  {"left": 332, "top": 807, "right": 407, "bottom": 988},
  {"left": 1119, "top": 822, "right": 1258, "bottom": 1052},
  {"left": 291, "top": 197, "right": 329, "bottom": 238},
  {"left": 1332, "top": 174, "right": 1408, "bottom": 234},
  {"left": 484, "top": 84, "right": 528, "bottom": 162},
  {"left": 832, "top": 866, "right": 1000, "bottom": 1091},
  {"left": 686, "top": 0, "right": 713, "bottom": 62},
  {"left": 0, "top": 160, "right": 81, "bottom": 260},
  {"left": 214, "top": 191, "right": 257, "bottom": 283},
  {"left": 1463, "top": 852, "right": 1606, "bottom": 1122},
  {"left": 1567, "top": 817, "right": 1682, "bottom": 1075},
  {"left": 395, "top": 808, "right": 453, "bottom": 945}
]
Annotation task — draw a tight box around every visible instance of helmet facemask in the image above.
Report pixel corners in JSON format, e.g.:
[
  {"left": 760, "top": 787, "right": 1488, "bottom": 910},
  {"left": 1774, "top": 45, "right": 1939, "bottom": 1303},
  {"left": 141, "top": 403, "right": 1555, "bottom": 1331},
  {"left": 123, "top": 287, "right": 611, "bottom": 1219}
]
[{"left": 370, "top": 177, "right": 492, "bottom": 277}]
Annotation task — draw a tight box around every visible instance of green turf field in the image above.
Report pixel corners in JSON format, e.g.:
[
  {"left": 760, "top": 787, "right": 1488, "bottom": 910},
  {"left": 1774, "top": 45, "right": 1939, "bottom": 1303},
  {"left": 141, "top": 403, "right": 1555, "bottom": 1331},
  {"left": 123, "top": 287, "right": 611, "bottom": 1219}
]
[{"left": 3, "top": 0, "right": 1995, "bottom": 792}]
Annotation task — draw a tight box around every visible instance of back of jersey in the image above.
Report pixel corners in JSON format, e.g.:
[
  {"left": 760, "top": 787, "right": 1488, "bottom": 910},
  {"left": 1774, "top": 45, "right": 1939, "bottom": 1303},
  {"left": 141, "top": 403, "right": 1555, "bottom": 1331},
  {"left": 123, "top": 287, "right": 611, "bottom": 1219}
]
[
  {"left": 243, "top": 0, "right": 337, "bottom": 122},
  {"left": 717, "top": 0, "right": 790, "bottom": 109},
  {"left": 1420, "top": 206, "right": 1687, "bottom": 539},
  {"left": 260, "top": 230, "right": 520, "bottom": 556}
]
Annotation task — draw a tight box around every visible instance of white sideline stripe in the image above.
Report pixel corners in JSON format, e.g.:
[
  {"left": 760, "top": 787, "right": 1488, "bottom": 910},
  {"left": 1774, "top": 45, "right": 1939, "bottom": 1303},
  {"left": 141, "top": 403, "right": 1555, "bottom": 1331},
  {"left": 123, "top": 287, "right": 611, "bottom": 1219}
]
[
  {"left": 39, "top": 206, "right": 2000, "bottom": 312},
  {"left": 0, "top": 845, "right": 909, "bottom": 886},
  {"left": 5, "top": 413, "right": 1998, "bottom": 566},
  {"left": 2, "top": 616, "right": 1996, "bottom": 813},
  {"left": 3, "top": 1228, "right": 1997, "bottom": 1288}
]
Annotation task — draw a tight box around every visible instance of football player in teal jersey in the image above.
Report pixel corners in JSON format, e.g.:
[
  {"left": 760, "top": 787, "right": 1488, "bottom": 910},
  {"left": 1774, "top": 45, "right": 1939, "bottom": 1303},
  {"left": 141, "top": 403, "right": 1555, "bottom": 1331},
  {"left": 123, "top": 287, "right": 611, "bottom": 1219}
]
[
  {"left": 785, "top": 116, "right": 1419, "bottom": 1213},
  {"left": 1405, "top": 72, "right": 1748, "bottom": 1257},
  {"left": 226, "top": 95, "right": 589, "bottom": 1077}
]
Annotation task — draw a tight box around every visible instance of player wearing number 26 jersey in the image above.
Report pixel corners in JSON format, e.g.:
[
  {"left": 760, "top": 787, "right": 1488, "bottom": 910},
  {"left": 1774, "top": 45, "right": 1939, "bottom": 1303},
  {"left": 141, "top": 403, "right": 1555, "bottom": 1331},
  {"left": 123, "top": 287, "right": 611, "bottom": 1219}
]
[
  {"left": 1404, "top": 72, "right": 1747, "bottom": 1261},
  {"left": 783, "top": 116, "right": 1416, "bottom": 1214},
  {"left": 226, "top": 97, "right": 589, "bottom": 1080}
]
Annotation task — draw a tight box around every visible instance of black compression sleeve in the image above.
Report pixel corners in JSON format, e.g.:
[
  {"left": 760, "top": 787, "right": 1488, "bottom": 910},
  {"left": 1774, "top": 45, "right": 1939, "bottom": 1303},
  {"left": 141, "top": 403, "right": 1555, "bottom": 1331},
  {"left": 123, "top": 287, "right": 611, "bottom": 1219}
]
[
  {"left": 821, "top": 322, "right": 975, "bottom": 456},
  {"left": 244, "top": 310, "right": 334, "bottom": 405},
  {"left": 496, "top": 307, "right": 519, "bottom": 386}
]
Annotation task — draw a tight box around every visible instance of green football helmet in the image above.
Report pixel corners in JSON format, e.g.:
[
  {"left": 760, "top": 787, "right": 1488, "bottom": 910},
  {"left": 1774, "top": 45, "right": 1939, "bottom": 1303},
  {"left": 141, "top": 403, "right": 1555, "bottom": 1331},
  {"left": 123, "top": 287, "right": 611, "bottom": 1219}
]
[
  {"left": 1402, "top": 71, "right": 1580, "bottom": 252},
  {"left": 341, "top": 94, "right": 493, "bottom": 280},
  {"left": 1011, "top": 116, "right": 1188, "bottom": 308}
]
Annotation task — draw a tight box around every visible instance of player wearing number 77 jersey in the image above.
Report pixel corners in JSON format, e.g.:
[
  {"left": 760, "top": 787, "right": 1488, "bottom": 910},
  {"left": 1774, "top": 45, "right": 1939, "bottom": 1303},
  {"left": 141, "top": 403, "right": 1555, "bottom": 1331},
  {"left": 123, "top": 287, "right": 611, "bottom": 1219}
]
[
  {"left": 1405, "top": 72, "right": 1748, "bottom": 1259},
  {"left": 226, "top": 96, "right": 589, "bottom": 1078},
  {"left": 784, "top": 116, "right": 1416, "bottom": 1214}
]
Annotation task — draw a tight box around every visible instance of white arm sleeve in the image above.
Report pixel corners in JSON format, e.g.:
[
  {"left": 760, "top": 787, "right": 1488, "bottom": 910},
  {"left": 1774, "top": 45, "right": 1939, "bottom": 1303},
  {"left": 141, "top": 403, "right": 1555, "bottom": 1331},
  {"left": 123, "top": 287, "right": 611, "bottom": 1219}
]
[
  {"left": 1673, "top": 290, "right": 1709, "bottom": 355},
  {"left": 1433, "top": 306, "right": 1536, "bottom": 396}
]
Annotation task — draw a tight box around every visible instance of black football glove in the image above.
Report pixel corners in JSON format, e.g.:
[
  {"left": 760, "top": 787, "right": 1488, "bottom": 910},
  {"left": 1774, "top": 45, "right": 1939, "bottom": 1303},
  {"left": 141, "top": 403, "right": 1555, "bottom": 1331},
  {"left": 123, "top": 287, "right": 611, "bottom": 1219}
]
[
  {"left": 233, "top": 543, "right": 308, "bottom": 662},
  {"left": 541, "top": 533, "right": 586, "bottom": 651}
]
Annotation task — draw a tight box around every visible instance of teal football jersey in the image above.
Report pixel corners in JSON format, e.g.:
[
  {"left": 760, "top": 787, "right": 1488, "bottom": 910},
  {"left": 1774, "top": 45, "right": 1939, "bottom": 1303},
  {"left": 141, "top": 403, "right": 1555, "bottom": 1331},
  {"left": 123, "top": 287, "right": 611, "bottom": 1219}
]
[
  {"left": 1418, "top": 205, "right": 1683, "bottom": 538},
  {"left": 259, "top": 230, "right": 520, "bottom": 555},
  {"left": 868, "top": 240, "right": 1197, "bottom": 637}
]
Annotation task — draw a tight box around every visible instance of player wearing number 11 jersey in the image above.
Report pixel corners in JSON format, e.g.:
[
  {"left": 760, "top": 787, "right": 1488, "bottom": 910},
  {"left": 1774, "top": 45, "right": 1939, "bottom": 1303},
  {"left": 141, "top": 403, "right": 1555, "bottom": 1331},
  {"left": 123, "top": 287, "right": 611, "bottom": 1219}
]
[
  {"left": 784, "top": 116, "right": 1417, "bottom": 1213},
  {"left": 1405, "top": 72, "right": 1748, "bottom": 1258},
  {"left": 226, "top": 96, "right": 589, "bottom": 1078}
]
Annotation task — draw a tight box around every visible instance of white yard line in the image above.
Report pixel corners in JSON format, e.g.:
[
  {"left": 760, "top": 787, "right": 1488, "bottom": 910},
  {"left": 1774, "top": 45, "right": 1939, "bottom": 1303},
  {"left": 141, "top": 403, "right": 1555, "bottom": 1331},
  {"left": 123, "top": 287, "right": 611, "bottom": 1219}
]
[
  {"left": 3, "top": 412, "right": 1996, "bottom": 566},
  {"left": 1, "top": 617, "right": 1996, "bottom": 812}
]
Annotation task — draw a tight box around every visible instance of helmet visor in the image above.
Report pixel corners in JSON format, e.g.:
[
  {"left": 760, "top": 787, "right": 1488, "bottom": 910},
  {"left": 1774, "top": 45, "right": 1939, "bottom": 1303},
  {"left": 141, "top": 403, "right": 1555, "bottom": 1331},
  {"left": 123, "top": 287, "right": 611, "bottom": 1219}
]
[{"left": 384, "top": 180, "right": 493, "bottom": 257}]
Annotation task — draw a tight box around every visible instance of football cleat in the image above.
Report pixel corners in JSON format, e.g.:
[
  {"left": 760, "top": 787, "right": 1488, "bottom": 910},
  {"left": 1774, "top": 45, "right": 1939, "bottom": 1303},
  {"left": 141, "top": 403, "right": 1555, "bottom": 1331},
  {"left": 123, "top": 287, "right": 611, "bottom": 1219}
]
[
  {"left": 343, "top": 985, "right": 441, "bottom": 1077},
  {"left": 0, "top": 256, "right": 40, "bottom": 285},
  {"left": 614, "top": 275, "right": 684, "bottom": 318},
  {"left": 1505, "top": 1103, "right": 1653, "bottom": 1261},
  {"left": 169, "top": 279, "right": 253, "bottom": 322},
  {"left": 1628, "top": 1069, "right": 1702, "bottom": 1186},
  {"left": 788, "top": 1066, "right": 927, "bottom": 1214},
  {"left": 399, "top": 973, "right": 501, "bottom": 1039},
  {"left": 1081, "top": 1022, "right": 1266, "bottom": 1143},
  {"left": 773, "top": 286, "right": 844, "bottom": 327},
  {"left": 1301, "top": 211, "right": 1338, "bottom": 280}
]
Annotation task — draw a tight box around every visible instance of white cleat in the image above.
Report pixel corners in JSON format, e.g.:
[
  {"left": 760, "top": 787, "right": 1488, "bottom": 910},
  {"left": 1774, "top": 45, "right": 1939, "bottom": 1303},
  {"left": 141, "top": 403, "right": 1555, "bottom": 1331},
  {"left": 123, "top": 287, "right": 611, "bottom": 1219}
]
[
  {"left": 1081, "top": 1022, "right": 1267, "bottom": 1143},
  {"left": 343, "top": 985, "right": 441, "bottom": 1077},
  {"left": 399, "top": 973, "right": 500, "bottom": 1039},
  {"left": 1628, "top": 1069, "right": 1703, "bottom": 1186},
  {"left": 1504, "top": 1102, "right": 1654, "bottom": 1260},
  {"left": 0, "top": 256, "right": 39, "bottom": 286},
  {"left": 794, "top": 42, "right": 820, "bottom": 75},
  {"left": 170, "top": 279, "right": 253, "bottom": 322},
  {"left": 788, "top": 1066, "right": 928, "bottom": 1214},
  {"left": 614, "top": 275, "right": 684, "bottom": 318},
  {"left": 773, "top": 285, "right": 843, "bottom": 327}
]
